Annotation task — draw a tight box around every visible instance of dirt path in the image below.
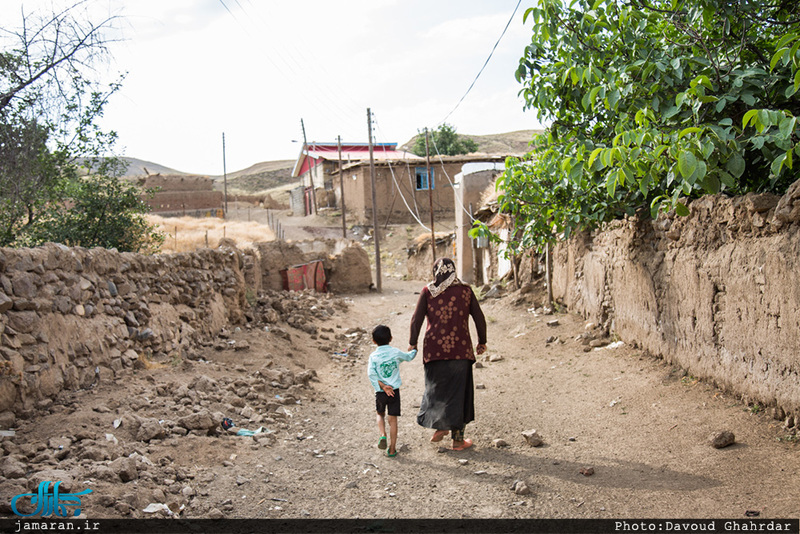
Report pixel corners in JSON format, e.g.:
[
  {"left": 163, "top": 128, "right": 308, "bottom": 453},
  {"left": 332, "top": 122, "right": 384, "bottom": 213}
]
[
  {"left": 252, "top": 278, "right": 800, "bottom": 519},
  {"left": 5, "top": 251, "right": 800, "bottom": 520}
]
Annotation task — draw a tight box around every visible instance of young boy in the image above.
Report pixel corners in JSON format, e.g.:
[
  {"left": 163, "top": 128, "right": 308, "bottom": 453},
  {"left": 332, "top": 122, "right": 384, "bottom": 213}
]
[{"left": 367, "top": 324, "right": 417, "bottom": 457}]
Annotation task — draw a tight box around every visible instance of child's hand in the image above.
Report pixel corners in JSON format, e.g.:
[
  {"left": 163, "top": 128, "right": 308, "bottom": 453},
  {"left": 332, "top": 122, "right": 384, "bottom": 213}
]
[{"left": 382, "top": 384, "right": 395, "bottom": 397}]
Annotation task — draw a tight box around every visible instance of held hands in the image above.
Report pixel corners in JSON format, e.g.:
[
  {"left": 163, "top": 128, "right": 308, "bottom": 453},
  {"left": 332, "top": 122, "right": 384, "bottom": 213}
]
[{"left": 476, "top": 343, "right": 487, "bottom": 355}]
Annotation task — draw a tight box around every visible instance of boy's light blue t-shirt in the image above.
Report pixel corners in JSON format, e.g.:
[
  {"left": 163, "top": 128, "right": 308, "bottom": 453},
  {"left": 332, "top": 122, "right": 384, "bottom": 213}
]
[{"left": 367, "top": 345, "right": 417, "bottom": 392}]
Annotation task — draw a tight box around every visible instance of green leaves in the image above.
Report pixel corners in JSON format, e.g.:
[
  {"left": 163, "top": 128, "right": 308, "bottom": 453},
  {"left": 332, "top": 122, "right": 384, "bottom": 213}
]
[
  {"left": 677, "top": 150, "right": 698, "bottom": 178},
  {"left": 494, "top": 0, "right": 800, "bottom": 254},
  {"left": 412, "top": 124, "right": 478, "bottom": 157}
]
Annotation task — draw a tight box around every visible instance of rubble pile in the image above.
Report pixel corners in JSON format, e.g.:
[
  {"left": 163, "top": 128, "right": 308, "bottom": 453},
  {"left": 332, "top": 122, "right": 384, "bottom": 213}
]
[{"left": 0, "top": 353, "right": 317, "bottom": 517}]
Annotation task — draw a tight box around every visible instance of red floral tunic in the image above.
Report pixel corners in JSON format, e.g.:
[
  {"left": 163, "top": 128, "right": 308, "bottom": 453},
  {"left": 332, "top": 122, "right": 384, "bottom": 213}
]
[{"left": 409, "top": 284, "right": 487, "bottom": 364}]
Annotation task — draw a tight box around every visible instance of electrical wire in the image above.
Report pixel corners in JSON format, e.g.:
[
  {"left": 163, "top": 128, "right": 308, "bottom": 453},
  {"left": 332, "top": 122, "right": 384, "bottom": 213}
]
[
  {"left": 218, "top": 0, "right": 363, "bottom": 141},
  {"left": 372, "top": 116, "right": 431, "bottom": 231},
  {"left": 428, "top": 130, "right": 481, "bottom": 224},
  {"left": 438, "top": 0, "right": 523, "bottom": 127}
]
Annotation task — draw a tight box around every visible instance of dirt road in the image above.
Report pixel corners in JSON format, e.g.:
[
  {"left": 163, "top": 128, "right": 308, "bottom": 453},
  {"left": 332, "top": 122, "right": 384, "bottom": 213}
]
[
  {"left": 260, "top": 278, "right": 800, "bottom": 519},
  {"left": 5, "top": 224, "right": 799, "bottom": 521}
]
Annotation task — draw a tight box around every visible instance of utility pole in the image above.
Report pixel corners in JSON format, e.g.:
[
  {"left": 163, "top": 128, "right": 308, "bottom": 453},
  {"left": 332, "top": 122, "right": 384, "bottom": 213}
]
[
  {"left": 301, "top": 118, "right": 318, "bottom": 216},
  {"left": 367, "top": 108, "right": 381, "bottom": 293},
  {"left": 424, "top": 128, "right": 436, "bottom": 263},
  {"left": 338, "top": 135, "right": 346, "bottom": 238},
  {"left": 222, "top": 132, "right": 228, "bottom": 216}
]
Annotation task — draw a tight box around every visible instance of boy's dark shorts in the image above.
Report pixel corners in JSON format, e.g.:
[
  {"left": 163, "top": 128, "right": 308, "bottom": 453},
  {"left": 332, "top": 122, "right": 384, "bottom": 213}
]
[{"left": 375, "top": 389, "right": 401, "bottom": 416}]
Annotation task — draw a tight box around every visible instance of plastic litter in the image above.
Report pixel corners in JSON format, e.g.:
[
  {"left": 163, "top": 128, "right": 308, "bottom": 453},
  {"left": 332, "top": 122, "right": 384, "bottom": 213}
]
[
  {"left": 142, "top": 503, "right": 172, "bottom": 515},
  {"left": 221, "top": 417, "right": 271, "bottom": 437}
]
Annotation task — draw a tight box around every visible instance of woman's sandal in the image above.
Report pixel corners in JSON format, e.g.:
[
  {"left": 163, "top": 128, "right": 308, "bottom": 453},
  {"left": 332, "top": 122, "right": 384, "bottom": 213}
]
[
  {"left": 451, "top": 438, "right": 473, "bottom": 451},
  {"left": 430, "top": 430, "right": 450, "bottom": 443},
  {"left": 378, "top": 436, "right": 387, "bottom": 450}
]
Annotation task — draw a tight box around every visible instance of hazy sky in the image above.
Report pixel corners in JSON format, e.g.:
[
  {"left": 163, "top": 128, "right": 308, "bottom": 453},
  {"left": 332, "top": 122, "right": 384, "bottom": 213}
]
[{"left": 3, "top": 1, "right": 541, "bottom": 175}]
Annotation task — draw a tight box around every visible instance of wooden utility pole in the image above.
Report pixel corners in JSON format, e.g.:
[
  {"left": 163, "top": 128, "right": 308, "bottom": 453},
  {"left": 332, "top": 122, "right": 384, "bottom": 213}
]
[
  {"left": 222, "top": 132, "right": 228, "bottom": 216},
  {"left": 545, "top": 242, "right": 554, "bottom": 310},
  {"left": 367, "top": 108, "right": 381, "bottom": 292},
  {"left": 424, "top": 128, "right": 436, "bottom": 262},
  {"left": 301, "top": 119, "right": 318, "bottom": 216},
  {"left": 338, "top": 135, "right": 346, "bottom": 238}
]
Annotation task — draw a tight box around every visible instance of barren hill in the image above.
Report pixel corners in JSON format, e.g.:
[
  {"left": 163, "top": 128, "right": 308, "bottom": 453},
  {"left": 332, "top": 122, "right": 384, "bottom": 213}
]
[
  {"left": 117, "top": 129, "right": 542, "bottom": 194},
  {"left": 211, "top": 160, "right": 296, "bottom": 195},
  {"left": 118, "top": 157, "right": 186, "bottom": 178}
]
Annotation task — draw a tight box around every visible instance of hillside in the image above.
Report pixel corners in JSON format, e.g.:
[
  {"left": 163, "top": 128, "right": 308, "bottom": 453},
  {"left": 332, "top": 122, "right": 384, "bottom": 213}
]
[
  {"left": 211, "top": 160, "right": 296, "bottom": 195},
  {"left": 117, "top": 129, "right": 541, "bottom": 195},
  {"left": 402, "top": 129, "right": 542, "bottom": 156},
  {"left": 117, "top": 157, "right": 297, "bottom": 195},
  {"left": 119, "top": 157, "right": 186, "bottom": 178}
]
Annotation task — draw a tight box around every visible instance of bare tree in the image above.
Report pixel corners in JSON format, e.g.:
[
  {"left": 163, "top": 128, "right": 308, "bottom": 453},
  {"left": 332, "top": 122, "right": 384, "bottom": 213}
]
[
  {"left": 0, "top": 1, "right": 123, "bottom": 246},
  {"left": 0, "top": 1, "right": 120, "bottom": 117}
]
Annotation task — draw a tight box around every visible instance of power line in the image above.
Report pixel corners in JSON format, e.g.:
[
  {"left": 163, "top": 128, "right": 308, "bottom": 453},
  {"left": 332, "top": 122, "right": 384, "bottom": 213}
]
[
  {"left": 438, "top": 0, "right": 523, "bottom": 126},
  {"left": 428, "top": 131, "right": 477, "bottom": 224},
  {"left": 373, "top": 116, "right": 431, "bottom": 231},
  {"left": 217, "top": 0, "right": 364, "bottom": 141}
]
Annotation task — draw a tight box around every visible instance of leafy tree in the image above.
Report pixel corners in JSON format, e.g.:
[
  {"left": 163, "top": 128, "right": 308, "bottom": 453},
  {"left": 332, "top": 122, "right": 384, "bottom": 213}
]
[
  {"left": 26, "top": 160, "right": 164, "bottom": 253},
  {"left": 476, "top": 0, "right": 800, "bottom": 253},
  {"left": 412, "top": 123, "right": 479, "bottom": 157},
  {"left": 0, "top": 2, "right": 162, "bottom": 252}
]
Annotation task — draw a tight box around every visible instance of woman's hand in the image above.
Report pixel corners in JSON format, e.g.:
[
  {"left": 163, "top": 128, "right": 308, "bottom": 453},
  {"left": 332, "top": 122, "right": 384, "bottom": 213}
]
[
  {"left": 476, "top": 343, "right": 487, "bottom": 355},
  {"left": 408, "top": 344, "right": 417, "bottom": 352}
]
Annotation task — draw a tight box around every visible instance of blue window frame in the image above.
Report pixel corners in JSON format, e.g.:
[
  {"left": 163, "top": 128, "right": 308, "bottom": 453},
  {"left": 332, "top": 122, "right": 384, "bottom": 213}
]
[{"left": 415, "top": 167, "right": 434, "bottom": 191}]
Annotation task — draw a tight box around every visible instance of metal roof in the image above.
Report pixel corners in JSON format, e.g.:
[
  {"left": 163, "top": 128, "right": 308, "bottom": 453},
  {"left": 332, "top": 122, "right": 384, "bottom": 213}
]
[{"left": 292, "top": 144, "right": 422, "bottom": 177}]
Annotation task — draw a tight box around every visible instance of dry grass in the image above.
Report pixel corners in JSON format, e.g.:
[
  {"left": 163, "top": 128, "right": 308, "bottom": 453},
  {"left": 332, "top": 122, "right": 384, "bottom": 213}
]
[{"left": 147, "top": 214, "right": 275, "bottom": 254}]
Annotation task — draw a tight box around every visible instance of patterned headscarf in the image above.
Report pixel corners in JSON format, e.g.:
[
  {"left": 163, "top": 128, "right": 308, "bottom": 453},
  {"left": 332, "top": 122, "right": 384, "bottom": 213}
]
[{"left": 427, "top": 258, "right": 461, "bottom": 298}]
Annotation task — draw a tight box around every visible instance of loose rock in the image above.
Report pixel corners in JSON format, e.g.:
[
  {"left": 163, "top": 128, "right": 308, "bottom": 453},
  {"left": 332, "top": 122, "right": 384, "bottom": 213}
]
[
  {"left": 522, "top": 429, "right": 543, "bottom": 447},
  {"left": 710, "top": 430, "right": 735, "bottom": 449}
]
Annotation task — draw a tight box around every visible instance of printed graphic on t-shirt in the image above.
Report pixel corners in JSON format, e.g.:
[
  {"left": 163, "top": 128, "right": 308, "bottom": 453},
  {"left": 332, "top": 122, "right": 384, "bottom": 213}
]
[{"left": 379, "top": 359, "right": 398, "bottom": 379}]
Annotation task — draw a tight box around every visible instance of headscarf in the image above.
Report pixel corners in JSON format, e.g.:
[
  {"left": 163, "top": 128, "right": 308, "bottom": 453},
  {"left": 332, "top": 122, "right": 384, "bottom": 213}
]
[{"left": 427, "top": 258, "right": 461, "bottom": 298}]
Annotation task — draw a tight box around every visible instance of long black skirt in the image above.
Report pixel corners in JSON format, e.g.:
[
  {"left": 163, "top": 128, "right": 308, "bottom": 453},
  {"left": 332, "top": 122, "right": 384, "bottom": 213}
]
[{"left": 416, "top": 359, "right": 475, "bottom": 430}]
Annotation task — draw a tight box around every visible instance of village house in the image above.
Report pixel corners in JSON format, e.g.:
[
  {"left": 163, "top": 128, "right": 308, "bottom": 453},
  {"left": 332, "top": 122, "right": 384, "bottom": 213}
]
[
  {"left": 332, "top": 153, "right": 507, "bottom": 226},
  {"left": 291, "top": 142, "right": 418, "bottom": 216}
]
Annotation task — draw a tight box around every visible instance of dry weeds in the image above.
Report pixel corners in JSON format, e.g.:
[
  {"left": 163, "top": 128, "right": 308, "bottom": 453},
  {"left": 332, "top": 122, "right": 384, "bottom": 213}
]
[{"left": 147, "top": 214, "right": 275, "bottom": 253}]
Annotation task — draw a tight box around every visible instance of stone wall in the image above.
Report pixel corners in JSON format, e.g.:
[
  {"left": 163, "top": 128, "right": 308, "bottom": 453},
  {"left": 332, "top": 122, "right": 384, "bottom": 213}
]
[
  {"left": 0, "top": 236, "right": 373, "bottom": 416},
  {"left": 552, "top": 180, "right": 800, "bottom": 422},
  {"left": 0, "top": 244, "right": 247, "bottom": 415}
]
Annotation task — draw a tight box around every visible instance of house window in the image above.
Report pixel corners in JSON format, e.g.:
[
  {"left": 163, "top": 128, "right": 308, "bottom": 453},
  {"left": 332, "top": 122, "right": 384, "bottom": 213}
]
[{"left": 415, "top": 167, "right": 434, "bottom": 191}]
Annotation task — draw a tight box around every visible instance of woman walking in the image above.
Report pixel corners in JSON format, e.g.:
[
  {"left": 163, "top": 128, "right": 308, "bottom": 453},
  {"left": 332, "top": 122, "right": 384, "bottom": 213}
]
[{"left": 409, "top": 258, "right": 487, "bottom": 451}]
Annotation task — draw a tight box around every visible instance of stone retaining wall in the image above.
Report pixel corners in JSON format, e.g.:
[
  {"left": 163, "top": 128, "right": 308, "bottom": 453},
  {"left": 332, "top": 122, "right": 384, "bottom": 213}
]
[
  {"left": 0, "top": 244, "right": 246, "bottom": 415},
  {"left": 553, "top": 180, "right": 800, "bottom": 423},
  {"left": 0, "top": 238, "right": 372, "bottom": 416}
]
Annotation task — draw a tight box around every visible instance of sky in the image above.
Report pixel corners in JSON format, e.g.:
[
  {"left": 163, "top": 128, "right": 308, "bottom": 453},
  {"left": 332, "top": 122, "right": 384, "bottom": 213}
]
[{"left": 3, "top": 1, "right": 542, "bottom": 175}]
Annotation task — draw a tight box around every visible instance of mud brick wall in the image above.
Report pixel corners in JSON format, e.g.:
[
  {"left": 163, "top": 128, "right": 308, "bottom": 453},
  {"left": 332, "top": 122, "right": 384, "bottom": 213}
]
[
  {"left": 148, "top": 191, "right": 223, "bottom": 213},
  {"left": 552, "top": 180, "right": 800, "bottom": 423},
  {"left": 0, "top": 244, "right": 247, "bottom": 415},
  {"left": 140, "top": 175, "right": 214, "bottom": 191},
  {"left": 253, "top": 239, "right": 372, "bottom": 294}
]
